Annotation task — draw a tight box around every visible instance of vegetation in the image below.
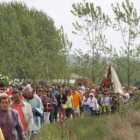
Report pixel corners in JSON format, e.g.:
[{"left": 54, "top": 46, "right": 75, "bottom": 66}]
[
  {"left": 111, "top": 0, "right": 140, "bottom": 88},
  {"left": 71, "top": 0, "right": 140, "bottom": 86},
  {"left": 0, "top": 2, "right": 72, "bottom": 82},
  {"left": 0, "top": 0, "right": 140, "bottom": 87},
  {"left": 71, "top": 1, "right": 111, "bottom": 83},
  {"left": 36, "top": 115, "right": 110, "bottom": 140}
]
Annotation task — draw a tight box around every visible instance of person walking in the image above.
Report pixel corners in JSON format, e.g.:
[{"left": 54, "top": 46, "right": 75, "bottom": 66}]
[
  {"left": 22, "top": 86, "right": 43, "bottom": 133},
  {"left": 11, "top": 90, "right": 33, "bottom": 140},
  {"left": 65, "top": 90, "right": 73, "bottom": 118},
  {"left": 71, "top": 89, "right": 82, "bottom": 118},
  {"left": 87, "top": 93, "right": 99, "bottom": 116},
  {"left": 57, "top": 89, "right": 67, "bottom": 120},
  {"left": 0, "top": 93, "right": 25, "bottom": 140}
]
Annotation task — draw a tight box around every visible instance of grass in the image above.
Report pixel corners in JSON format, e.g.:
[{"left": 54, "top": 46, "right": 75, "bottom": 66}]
[{"left": 35, "top": 115, "right": 110, "bottom": 140}]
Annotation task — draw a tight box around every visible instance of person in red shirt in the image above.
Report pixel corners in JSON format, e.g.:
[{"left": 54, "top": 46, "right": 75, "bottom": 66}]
[{"left": 11, "top": 90, "right": 33, "bottom": 140}]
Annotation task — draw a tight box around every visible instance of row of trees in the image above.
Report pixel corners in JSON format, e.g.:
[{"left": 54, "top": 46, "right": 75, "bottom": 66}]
[
  {"left": 0, "top": 0, "right": 140, "bottom": 87},
  {"left": 72, "top": 0, "right": 140, "bottom": 87},
  {"left": 0, "top": 2, "right": 72, "bottom": 83}
]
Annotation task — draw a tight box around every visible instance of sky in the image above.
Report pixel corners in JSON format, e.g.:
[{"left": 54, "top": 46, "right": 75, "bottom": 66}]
[{"left": 1, "top": 0, "right": 140, "bottom": 53}]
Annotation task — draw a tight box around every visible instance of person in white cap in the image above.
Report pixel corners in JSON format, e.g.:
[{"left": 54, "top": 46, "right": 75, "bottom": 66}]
[
  {"left": 22, "top": 86, "right": 43, "bottom": 134},
  {"left": 87, "top": 93, "right": 99, "bottom": 116}
]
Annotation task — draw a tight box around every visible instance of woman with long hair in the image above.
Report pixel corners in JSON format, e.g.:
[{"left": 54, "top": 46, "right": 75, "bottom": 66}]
[
  {"left": 57, "top": 89, "right": 67, "bottom": 121},
  {"left": 46, "top": 91, "right": 57, "bottom": 123}
]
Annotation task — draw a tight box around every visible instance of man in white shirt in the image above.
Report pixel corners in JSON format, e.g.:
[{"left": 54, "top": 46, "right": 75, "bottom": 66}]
[{"left": 22, "top": 86, "right": 44, "bottom": 133}]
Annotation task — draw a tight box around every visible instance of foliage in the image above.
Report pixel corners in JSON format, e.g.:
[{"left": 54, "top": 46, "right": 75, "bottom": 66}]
[
  {"left": 36, "top": 115, "right": 110, "bottom": 140},
  {"left": 71, "top": 1, "right": 112, "bottom": 83},
  {"left": 71, "top": 0, "right": 140, "bottom": 86},
  {"left": 111, "top": 0, "right": 140, "bottom": 87},
  {"left": 0, "top": 2, "right": 72, "bottom": 82},
  {"left": 73, "top": 49, "right": 107, "bottom": 83},
  {"left": 0, "top": 73, "right": 22, "bottom": 85}
]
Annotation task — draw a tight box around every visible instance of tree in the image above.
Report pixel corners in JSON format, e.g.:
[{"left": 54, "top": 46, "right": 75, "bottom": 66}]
[
  {"left": 71, "top": 1, "right": 111, "bottom": 83},
  {"left": 58, "top": 27, "right": 72, "bottom": 84},
  {"left": 73, "top": 49, "right": 90, "bottom": 79},
  {"left": 0, "top": 2, "right": 71, "bottom": 82},
  {"left": 112, "top": 0, "right": 140, "bottom": 87}
]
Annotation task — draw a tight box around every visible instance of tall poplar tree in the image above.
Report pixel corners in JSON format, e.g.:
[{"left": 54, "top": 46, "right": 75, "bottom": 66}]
[
  {"left": 71, "top": 1, "right": 111, "bottom": 82},
  {"left": 112, "top": 0, "right": 140, "bottom": 87}
]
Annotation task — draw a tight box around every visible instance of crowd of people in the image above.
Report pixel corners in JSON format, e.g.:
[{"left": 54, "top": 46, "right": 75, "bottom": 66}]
[{"left": 0, "top": 82, "right": 138, "bottom": 140}]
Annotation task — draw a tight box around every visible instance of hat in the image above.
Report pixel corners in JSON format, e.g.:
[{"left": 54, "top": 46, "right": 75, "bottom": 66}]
[
  {"left": 12, "top": 83, "right": 19, "bottom": 88},
  {"left": 89, "top": 93, "right": 94, "bottom": 96},
  {"left": 22, "top": 86, "right": 33, "bottom": 92}
]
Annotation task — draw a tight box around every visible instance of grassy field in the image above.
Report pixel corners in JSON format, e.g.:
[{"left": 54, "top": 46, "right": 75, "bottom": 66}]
[
  {"left": 35, "top": 115, "right": 110, "bottom": 140},
  {"left": 36, "top": 93, "right": 140, "bottom": 140}
]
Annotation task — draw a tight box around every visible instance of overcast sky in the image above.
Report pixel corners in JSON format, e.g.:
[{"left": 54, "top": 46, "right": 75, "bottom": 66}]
[{"left": 1, "top": 0, "right": 140, "bottom": 53}]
